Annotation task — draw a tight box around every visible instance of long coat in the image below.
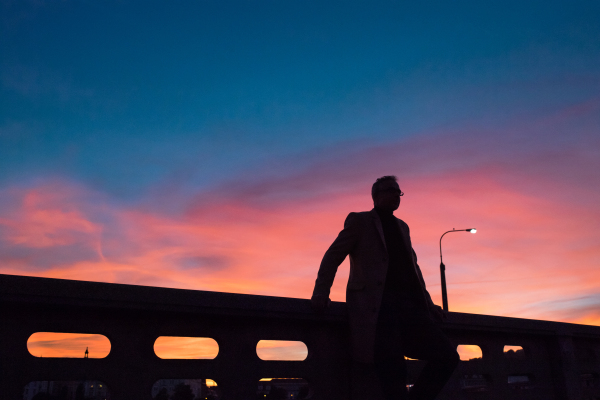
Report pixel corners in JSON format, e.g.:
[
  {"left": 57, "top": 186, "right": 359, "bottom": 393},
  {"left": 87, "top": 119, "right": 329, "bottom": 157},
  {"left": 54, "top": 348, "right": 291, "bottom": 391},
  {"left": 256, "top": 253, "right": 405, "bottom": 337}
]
[{"left": 311, "top": 209, "right": 437, "bottom": 363}]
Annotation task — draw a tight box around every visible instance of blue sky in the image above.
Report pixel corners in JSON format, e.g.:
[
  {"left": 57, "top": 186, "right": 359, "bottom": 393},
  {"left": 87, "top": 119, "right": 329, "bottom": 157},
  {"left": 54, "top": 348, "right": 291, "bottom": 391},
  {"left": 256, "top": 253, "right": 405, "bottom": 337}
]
[
  {"left": 3, "top": 0, "right": 598, "bottom": 197},
  {"left": 1, "top": 0, "right": 600, "bottom": 324}
]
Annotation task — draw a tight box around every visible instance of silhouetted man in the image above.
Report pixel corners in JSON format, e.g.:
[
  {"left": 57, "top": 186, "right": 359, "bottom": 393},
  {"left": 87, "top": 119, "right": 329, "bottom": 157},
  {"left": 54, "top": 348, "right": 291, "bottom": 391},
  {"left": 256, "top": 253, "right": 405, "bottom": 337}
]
[{"left": 311, "top": 176, "right": 459, "bottom": 400}]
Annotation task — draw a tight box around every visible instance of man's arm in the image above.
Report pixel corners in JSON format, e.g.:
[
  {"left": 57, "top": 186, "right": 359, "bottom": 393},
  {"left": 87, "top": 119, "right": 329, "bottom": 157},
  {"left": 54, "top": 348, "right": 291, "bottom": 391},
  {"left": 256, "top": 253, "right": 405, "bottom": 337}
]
[{"left": 311, "top": 213, "right": 360, "bottom": 311}]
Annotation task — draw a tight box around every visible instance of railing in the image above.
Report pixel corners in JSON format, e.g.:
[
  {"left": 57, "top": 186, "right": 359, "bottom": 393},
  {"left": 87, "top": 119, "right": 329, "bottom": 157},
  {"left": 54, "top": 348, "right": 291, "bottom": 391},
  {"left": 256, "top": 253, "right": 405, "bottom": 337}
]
[{"left": 1, "top": 273, "right": 599, "bottom": 400}]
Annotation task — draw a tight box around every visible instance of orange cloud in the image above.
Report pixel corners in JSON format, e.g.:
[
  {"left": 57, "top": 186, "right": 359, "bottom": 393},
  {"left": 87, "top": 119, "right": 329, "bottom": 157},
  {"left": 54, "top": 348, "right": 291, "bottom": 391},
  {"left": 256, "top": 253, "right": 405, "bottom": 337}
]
[
  {"left": 256, "top": 340, "right": 308, "bottom": 361},
  {"left": 154, "top": 336, "right": 219, "bottom": 359},
  {"left": 1, "top": 100, "right": 599, "bottom": 332},
  {"left": 456, "top": 345, "right": 482, "bottom": 361},
  {"left": 2, "top": 169, "right": 598, "bottom": 328},
  {"left": 27, "top": 332, "right": 110, "bottom": 358}
]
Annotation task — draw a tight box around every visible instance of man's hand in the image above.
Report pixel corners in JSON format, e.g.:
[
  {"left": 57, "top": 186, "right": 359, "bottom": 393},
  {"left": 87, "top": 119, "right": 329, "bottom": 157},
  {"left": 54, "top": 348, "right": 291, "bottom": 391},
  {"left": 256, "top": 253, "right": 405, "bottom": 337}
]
[
  {"left": 311, "top": 296, "right": 330, "bottom": 313},
  {"left": 431, "top": 305, "right": 448, "bottom": 323}
]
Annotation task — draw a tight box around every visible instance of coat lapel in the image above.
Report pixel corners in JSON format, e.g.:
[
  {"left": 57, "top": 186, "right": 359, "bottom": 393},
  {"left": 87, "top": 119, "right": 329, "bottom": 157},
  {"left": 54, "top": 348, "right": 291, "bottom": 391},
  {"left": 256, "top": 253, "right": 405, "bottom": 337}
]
[
  {"left": 398, "top": 221, "right": 413, "bottom": 261},
  {"left": 370, "top": 209, "right": 387, "bottom": 250},
  {"left": 396, "top": 219, "right": 423, "bottom": 280}
]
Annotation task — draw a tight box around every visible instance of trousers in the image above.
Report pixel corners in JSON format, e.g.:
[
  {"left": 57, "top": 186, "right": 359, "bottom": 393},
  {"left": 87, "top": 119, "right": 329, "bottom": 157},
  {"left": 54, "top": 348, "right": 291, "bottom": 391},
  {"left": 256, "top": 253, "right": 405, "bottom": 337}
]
[{"left": 370, "top": 295, "right": 459, "bottom": 400}]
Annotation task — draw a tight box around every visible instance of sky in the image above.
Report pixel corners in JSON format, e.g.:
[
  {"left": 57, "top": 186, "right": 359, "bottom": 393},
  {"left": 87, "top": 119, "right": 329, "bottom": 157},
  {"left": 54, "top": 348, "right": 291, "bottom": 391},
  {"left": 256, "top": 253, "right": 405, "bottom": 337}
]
[{"left": 2, "top": 0, "right": 600, "bottom": 361}]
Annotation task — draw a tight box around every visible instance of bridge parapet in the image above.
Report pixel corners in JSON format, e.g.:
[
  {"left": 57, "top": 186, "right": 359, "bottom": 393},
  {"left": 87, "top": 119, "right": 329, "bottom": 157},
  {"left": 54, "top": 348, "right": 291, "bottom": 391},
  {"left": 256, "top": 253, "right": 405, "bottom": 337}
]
[{"left": 1, "top": 274, "right": 599, "bottom": 400}]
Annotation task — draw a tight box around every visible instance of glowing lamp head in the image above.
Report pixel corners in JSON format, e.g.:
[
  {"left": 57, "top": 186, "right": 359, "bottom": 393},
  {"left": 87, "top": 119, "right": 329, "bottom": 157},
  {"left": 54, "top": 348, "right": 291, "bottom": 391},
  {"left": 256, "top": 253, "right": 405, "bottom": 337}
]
[{"left": 468, "top": 228, "right": 477, "bottom": 233}]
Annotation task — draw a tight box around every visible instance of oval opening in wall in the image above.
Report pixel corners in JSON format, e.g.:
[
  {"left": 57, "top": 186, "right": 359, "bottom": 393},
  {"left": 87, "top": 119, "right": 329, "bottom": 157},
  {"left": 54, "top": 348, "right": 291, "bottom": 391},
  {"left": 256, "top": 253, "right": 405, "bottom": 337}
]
[
  {"left": 457, "top": 345, "right": 482, "bottom": 361},
  {"left": 256, "top": 340, "right": 308, "bottom": 361},
  {"left": 24, "top": 380, "right": 110, "bottom": 399},
  {"left": 27, "top": 332, "right": 111, "bottom": 358},
  {"left": 504, "top": 345, "right": 525, "bottom": 358},
  {"left": 152, "top": 378, "right": 220, "bottom": 399},
  {"left": 258, "top": 378, "right": 310, "bottom": 398},
  {"left": 508, "top": 374, "right": 533, "bottom": 389},
  {"left": 154, "top": 336, "right": 219, "bottom": 359},
  {"left": 460, "top": 374, "right": 490, "bottom": 392}
]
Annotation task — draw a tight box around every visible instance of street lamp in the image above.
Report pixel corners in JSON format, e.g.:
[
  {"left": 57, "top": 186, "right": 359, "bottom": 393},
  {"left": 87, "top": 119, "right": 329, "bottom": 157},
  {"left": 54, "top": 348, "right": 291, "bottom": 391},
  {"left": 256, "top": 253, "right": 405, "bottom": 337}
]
[{"left": 439, "top": 228, "right": 476, "bottom": 312}]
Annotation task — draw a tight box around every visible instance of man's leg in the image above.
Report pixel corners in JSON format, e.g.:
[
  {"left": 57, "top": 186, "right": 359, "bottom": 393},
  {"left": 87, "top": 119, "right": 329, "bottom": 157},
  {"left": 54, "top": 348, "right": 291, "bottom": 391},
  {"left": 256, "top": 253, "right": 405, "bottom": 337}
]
[
  {"left": 351, "top": 361, "right": 386, "bottom": 400},
  {"left": 374, "top": 303, "right": 408, "bottom": 400},
  {"left": 374, "top": 356, "right": 408, "bottom": 400},
  {"left": 401, "top": 321, "right": 459, "bottom": 400}
]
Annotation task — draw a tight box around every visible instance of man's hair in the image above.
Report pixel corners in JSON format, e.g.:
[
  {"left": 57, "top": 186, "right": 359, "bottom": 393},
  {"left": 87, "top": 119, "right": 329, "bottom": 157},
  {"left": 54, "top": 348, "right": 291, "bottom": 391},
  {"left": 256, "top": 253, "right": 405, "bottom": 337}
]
[{"left": 371, "top": 175, "right": 398, "bottom": 199}]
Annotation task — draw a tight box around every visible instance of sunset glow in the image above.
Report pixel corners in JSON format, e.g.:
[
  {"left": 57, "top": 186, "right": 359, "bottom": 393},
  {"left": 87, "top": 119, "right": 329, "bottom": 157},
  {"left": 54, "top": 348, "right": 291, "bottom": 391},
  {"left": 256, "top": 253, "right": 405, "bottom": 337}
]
[
  {"left": 154, "top": 336, "right": 219, "bottom": 359},
  {"left": 2, "top": 0, "right": 599, "bottom": 361},
  {"left": 456, "top": 345, "right": 483, "bottom": 361},
  {"left": 503, "top": 346, "right": 523, "bottom": 353},
  {"left": 256, "top": 340, "right": 308, "bottom": 361},
  {"left": 27, "top": 332, "right": 110, "bottom": 358}
]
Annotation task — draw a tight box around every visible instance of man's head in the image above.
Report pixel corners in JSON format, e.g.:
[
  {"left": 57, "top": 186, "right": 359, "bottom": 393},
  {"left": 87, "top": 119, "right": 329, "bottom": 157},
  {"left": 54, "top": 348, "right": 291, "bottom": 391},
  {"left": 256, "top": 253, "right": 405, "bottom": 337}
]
[{"left": 372, "top": 175, "right": 403, "bottom": 212}]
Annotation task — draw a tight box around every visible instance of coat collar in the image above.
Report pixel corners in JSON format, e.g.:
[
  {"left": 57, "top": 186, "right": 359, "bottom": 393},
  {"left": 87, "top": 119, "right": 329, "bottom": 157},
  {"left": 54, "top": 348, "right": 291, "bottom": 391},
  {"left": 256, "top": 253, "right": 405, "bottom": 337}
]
[{"left": 370, "top": 209, "right": 412, "bottom": 255}]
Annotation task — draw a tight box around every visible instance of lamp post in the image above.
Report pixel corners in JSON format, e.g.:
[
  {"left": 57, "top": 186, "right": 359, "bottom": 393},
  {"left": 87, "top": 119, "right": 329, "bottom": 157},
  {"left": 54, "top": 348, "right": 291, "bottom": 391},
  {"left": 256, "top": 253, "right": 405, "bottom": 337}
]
[{"left": 439, "top": 228, "right": 476, "bottom": 312}]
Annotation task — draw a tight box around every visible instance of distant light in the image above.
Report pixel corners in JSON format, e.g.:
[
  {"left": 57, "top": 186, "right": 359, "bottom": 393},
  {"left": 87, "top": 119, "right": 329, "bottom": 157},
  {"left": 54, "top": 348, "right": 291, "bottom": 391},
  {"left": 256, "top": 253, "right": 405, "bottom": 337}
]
[{"left": 469, "top": 228, "right": 477, "bottom": 233}]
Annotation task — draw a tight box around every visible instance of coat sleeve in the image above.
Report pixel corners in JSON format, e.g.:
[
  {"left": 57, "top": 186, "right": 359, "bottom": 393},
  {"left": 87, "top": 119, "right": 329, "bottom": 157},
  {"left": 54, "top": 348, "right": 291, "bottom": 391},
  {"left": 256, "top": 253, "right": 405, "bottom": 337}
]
[
  {"left": 312, "top": 212, "right": 360, "bottom": 300},
  {"left": 412, "top": 248, "right": 437, "bottom": 310}
]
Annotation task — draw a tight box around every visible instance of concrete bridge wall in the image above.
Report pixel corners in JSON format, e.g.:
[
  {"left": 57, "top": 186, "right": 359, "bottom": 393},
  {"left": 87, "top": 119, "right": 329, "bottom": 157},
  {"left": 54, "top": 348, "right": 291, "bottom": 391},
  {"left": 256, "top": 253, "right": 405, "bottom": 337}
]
[{"left": 1, "top": 274, "right": 599, "bottom": 400}]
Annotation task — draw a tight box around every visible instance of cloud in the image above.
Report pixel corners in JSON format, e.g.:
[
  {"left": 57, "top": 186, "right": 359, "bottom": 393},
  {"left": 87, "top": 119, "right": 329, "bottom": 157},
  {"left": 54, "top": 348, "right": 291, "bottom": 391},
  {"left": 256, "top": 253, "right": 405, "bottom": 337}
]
[
  {"left": 154, "top": 337, "right": 219, "bottom": 359},
  {"left": 0, "top": 98, "right": 598, "bottom": 327},
  {"left": 256, "top": 340, "right": 308, "bottom": 361},
  {"left": 0, "top": 181, "right": 106, "bottom": 270},
  {"left": 27, "top": 332, "right": 110, "bottom": 358}
]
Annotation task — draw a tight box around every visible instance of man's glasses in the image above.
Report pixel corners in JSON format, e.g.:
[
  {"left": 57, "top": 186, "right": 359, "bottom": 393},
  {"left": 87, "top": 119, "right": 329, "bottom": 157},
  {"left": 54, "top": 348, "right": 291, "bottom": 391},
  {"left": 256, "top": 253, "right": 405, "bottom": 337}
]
[{"left": 378, "top": 188, "right": 404, "bottom": 196}]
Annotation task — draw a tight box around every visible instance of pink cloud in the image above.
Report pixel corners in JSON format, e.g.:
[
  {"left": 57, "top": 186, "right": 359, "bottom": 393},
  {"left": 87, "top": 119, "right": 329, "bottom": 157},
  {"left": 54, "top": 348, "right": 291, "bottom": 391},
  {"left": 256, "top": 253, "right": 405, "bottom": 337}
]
[
  {"left": 0, "top": 99, "right": 598, "bottom": 328},
  {"left": 0, "top": 184, "right": 102, "bottom": 248}
]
